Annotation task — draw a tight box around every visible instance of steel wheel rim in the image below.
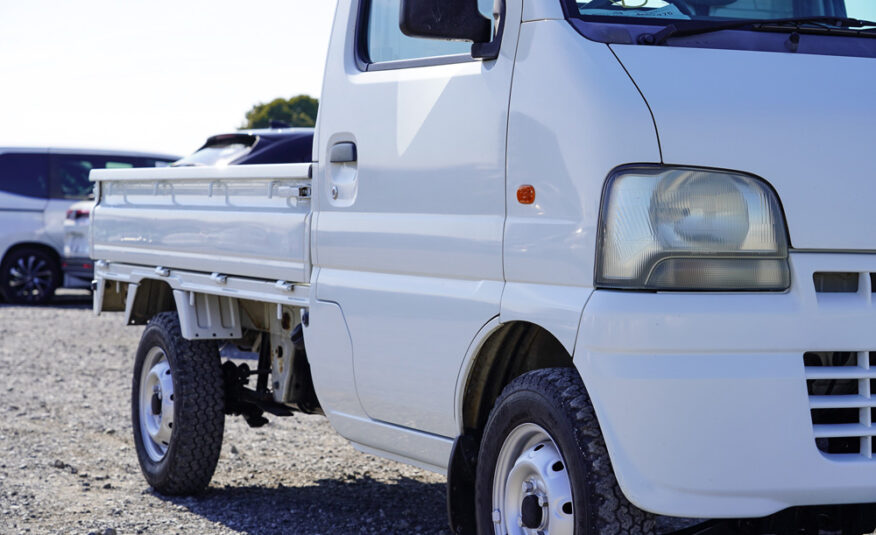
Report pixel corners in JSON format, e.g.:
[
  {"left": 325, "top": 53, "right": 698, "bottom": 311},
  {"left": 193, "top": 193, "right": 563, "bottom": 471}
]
[
  {"left": 138, "top": 347, "right": 174, "bottom": 462},
  {"left": 7, "top": 254, "right": 54, "bottom": 302},
  {"left": 491, "top": 423, "right": 574, "bottom": 535}
]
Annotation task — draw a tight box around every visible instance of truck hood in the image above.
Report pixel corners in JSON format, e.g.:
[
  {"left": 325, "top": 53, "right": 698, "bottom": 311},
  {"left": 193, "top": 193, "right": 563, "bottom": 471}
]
[{"left": 611, "top": 44, "right": 876, "bottom": 251}]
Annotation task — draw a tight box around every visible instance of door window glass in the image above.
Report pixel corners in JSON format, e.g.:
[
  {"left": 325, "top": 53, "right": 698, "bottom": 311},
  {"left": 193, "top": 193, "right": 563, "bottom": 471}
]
[
  {"left": 52, "top": 155, "right": 98, "bottom": 199},
  {"left": 105, "top": 161, "right": 135, "bottom": 169},
  {"left": 50, "top": 155, "right": 156, "bottom": 199},
  {"left": 366, "top": 0, "right": 494, "bottom": 63},
  {"left": 0, "top": 153, "right": 49, "bottom": 199}
]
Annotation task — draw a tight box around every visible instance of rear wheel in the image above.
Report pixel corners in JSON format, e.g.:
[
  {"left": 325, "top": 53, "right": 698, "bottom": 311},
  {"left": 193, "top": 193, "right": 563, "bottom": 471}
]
[
  {"left": 475, "top": 367, "right": 657, "bottom": 535},
  {"left": 132, "top": 312, "right": 225, "bottom": 495},
  {"left": 0, "top": 247, "right": 59, "bottom": 305}
]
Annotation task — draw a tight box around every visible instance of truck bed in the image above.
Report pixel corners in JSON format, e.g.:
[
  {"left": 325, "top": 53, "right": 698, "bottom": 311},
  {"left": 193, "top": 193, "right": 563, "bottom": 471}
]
[{"left": 90, "top": 163, "right": 312, "bottom": 284}]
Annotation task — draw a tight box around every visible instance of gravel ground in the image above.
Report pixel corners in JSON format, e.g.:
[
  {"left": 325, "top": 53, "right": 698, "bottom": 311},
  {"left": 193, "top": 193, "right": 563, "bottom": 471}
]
[
  {"left": 2, "top": 291, "right": 875, "bottom": 535},
  {"left": 0, "top": 291, "right": 447, "bottom": 535}
]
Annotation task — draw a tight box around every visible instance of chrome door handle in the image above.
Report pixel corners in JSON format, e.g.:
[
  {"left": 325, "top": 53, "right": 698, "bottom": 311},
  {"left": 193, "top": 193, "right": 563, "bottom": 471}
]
[{"left": 329, "top": 142, "right": 357, "bottom": 163}]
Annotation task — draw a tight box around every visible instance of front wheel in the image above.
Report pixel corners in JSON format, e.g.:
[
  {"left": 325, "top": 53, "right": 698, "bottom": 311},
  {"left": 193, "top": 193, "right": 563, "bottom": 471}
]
[
  {"left": 132, "top": 312, "right": 225, "bottom": 495},
  {"left": 475, "top": 368, "right": 657, "bottom": 535}
]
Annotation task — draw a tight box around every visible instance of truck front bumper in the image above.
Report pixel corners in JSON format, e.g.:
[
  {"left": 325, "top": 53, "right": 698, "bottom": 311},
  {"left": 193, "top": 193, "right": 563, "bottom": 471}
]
[{"left": 575, "top": 253, "right": 876, "bottom": 518}]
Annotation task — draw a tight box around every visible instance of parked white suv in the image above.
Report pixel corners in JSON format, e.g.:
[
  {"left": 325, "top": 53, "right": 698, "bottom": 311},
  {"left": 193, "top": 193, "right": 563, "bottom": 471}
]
[{"left": 0, "top": 148, "right": 177, "bottom": 304}]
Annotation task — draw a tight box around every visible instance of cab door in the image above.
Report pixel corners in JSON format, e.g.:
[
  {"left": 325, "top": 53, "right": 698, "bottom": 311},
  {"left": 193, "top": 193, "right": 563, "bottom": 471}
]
[
  {"left": 0, "top": 151, "right": 50, "bottom": 250},
  {"left": 313, "top": 0, "right": 520, "bottom": 438}
]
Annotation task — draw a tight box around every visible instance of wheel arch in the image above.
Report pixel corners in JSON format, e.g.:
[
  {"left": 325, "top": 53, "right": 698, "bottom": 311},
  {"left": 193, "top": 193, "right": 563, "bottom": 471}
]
[
  {"left": 459, "top": 320, "right": 576, "bottom": 437},
  {"left": 125, "top": 278, "right": 176, "bottom": 325},
  {"left": 105, "top": 278, "right": 244, "bottom": 342},
  {"left": 1, "top": 241, "right": 62, "bottom": 271},
  {"left": 449, "top": 320, "right": 579, "bottom": 535}
]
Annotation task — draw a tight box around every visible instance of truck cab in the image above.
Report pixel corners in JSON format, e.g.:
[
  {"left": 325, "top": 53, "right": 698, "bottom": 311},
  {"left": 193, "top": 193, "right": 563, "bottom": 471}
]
[{"left": 90, "top": 1, "right": 876, "bottom": 533}]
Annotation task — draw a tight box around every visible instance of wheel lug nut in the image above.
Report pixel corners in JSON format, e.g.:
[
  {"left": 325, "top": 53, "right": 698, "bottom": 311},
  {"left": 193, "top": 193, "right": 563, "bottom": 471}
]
[{"left": 523, "top": 480, "right": 535, "bottom": 493}]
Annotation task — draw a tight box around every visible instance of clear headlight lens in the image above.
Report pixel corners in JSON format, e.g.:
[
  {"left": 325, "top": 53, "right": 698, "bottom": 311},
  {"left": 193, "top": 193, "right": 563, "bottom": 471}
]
[{"left": 596, "top": 167, "right": 789, "bottom": 291}]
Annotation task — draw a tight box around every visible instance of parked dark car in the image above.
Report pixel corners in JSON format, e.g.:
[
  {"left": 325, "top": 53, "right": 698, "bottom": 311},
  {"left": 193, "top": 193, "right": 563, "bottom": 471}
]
[{"left": 172, "top": 127, "right": 314, "bottom": 167}]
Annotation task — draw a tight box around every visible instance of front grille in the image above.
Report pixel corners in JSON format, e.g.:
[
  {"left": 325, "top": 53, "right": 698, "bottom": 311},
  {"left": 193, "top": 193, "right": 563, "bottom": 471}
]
[{"left": 804, "top": 351, "right": 876, "bottom": 459}]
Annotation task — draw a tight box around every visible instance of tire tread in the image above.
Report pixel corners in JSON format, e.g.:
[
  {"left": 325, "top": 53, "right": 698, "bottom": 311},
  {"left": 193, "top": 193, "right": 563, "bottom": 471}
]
[
  {"left": 489, "top": 367, "right": 656, "bottom": 534},
  {"left": 134, "top": 312, "right": 225, "bottom": 495}
]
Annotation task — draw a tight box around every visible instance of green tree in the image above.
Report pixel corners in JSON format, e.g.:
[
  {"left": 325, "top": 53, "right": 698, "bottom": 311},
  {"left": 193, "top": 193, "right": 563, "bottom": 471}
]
[{"left": 242, "top": 95, "right": 319, "bottom": 129}]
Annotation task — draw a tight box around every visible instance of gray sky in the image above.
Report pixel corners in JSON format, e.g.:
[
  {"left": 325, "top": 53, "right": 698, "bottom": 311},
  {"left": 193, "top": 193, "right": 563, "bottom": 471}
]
[{"left": 0, "top": 1, "right": 335, "bottom": 157}]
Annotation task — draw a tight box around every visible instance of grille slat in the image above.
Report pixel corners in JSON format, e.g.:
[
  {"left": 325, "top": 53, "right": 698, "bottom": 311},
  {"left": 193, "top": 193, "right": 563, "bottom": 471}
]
[
  {"left": 804, "top": 351, "right": 876, "bottom": 458},
  {"left": 813, "top": 423, "right": 876, "bottom": 439},
  {"left": 859, "top": 352, "right": 873, "bottom": 458},
  {"left": 809, "top": 395, "right": 876, "bottom": 409},
  {"left": 805, "top": 368, "right": 876, "bottom": 380}
]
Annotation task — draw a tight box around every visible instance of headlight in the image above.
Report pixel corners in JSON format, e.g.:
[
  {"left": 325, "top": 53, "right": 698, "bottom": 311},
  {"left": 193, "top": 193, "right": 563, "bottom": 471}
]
[{"left": 596, "top": 167, "right": 789, "bottom": 291}]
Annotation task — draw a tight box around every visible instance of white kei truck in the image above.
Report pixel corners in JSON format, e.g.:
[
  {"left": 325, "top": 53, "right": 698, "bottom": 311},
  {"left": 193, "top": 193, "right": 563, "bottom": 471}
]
[{"left": 89, "top": 0, "right": 876, "bottom": 533}]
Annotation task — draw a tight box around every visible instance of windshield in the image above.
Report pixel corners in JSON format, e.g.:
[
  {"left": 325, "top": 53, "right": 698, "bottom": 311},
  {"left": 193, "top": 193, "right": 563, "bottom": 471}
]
[
  {"left": 173, "top": 135, "right": 256, "bottom": 167},
  {"left": 573, "top": 0, "right": 876, "bottom": 24},
  {"left": 174, "top": 143, "right": 251, "bottom": 167}
]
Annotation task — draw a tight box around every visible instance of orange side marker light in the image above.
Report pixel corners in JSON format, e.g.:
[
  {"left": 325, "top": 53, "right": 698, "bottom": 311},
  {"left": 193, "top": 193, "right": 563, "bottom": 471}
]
[{"left": 517, "top": 185, "right": 536, "bottom": 205}]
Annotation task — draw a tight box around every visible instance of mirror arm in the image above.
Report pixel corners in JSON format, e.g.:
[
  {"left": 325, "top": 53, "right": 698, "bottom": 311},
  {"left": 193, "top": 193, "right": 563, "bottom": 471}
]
[{"left": 471, "top": 0, "right": 506, "bottom": 60}]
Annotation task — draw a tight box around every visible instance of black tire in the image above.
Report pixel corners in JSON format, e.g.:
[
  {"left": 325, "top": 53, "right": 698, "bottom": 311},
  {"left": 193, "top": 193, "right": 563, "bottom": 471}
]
[
  {"left": 0, "top": 247, "right": 60, "bottom": 305},
  {"left": 475, "top": 367, "right": 657, "bottom": 535},
  {"left": 132, "top": 312, "right": 225, "bottom": 495}
]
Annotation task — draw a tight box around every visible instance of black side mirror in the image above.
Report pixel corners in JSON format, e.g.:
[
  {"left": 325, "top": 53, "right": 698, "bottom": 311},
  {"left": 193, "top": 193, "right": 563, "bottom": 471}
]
[{"left": 399, "top": 0, "right": 492, "bottom": 44}]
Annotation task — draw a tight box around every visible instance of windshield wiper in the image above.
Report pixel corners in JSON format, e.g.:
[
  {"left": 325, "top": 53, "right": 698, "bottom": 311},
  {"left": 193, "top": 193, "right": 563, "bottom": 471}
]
[{"left": 639, "top": 16, "right": 876, "bottom": 45}]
